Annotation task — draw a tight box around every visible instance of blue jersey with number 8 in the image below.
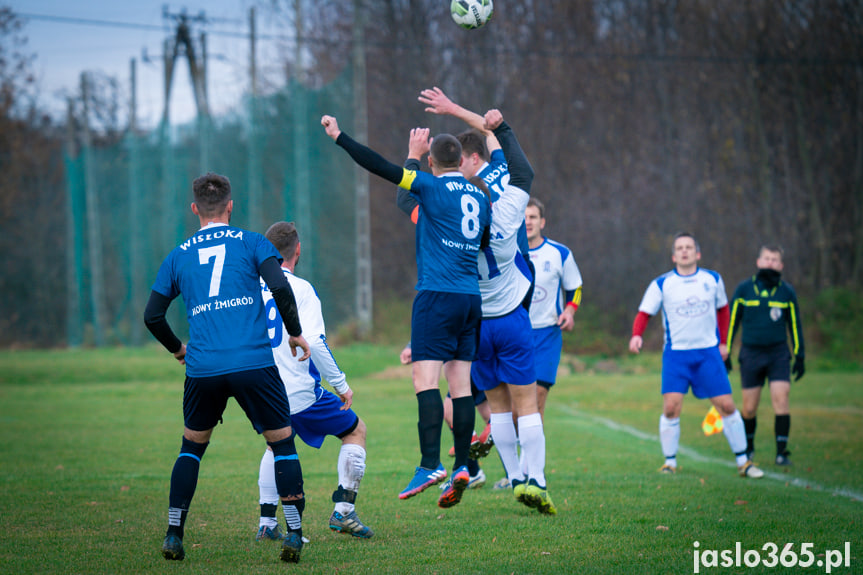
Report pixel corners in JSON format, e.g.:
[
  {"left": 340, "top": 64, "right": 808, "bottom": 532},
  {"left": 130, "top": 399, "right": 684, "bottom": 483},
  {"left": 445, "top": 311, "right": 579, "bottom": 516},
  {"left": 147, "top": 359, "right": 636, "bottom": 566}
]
[
  {"left": 404, "top": 171, "right": 491, "bottom": 294},
  {"left": 151, "top": 223, "right": 280, "bottom": 377}
]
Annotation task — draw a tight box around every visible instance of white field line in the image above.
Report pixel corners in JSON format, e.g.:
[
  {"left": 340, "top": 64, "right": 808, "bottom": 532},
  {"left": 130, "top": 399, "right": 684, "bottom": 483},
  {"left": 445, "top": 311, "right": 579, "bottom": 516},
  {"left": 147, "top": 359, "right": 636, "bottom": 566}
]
[{"left": 559, "top": 404, "right": 863, "bottom": 503}]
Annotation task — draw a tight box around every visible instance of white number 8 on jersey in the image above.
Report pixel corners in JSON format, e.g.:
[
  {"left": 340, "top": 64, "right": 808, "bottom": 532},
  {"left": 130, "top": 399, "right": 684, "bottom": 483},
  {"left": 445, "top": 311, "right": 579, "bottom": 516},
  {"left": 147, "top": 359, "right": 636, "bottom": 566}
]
[{"left": 460, "top": 195, "right": 481, "bottom": 239}]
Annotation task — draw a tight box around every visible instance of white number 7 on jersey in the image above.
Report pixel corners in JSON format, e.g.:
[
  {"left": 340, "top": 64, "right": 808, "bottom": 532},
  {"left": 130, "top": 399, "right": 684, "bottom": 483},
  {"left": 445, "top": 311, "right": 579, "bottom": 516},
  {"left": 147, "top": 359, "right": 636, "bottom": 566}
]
[{"left": 198, "top": 244, "right": 226, "bottom": 297}]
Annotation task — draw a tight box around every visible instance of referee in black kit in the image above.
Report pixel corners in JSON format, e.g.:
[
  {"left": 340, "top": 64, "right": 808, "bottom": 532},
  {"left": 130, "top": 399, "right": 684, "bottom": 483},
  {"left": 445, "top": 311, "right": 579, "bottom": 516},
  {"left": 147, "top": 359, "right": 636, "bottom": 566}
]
[{"left": 727, "top": 244, "right": 805, "bottom": 467}]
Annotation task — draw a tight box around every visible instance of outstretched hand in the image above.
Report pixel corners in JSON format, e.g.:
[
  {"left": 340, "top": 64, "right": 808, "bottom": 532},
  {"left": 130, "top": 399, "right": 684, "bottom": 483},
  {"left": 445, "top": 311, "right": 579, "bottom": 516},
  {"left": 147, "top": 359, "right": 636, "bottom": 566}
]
[
  {"left": 321, "top": 115, "right": 341, "bottom": 140},
  {"left": 419, "top": 86, "right": 457, "bottom": 116},
  {"left": 408, "top": 127, "right": 431, "bottom": 160}
]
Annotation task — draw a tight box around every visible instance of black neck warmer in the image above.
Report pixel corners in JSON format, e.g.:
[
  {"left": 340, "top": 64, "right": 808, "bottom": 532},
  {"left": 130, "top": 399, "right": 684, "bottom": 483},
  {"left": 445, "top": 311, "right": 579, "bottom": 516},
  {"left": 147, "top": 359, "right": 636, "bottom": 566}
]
[{"left": 756, "top": 268, "right": 782, "bottom": 289}]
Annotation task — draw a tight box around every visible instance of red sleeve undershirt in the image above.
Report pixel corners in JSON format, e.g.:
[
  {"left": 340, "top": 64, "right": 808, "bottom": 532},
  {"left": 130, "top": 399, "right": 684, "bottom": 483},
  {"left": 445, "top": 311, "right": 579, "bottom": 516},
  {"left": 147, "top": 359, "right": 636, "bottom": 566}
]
[
  {"left": 632, "top": 307, "right": 729, "bottom": 343},
  {"left": 716, "top": 304, "right": 730, "bottom": 345},
  {"left": 631, "top": 311, "right": 651, "bottom": 337}
]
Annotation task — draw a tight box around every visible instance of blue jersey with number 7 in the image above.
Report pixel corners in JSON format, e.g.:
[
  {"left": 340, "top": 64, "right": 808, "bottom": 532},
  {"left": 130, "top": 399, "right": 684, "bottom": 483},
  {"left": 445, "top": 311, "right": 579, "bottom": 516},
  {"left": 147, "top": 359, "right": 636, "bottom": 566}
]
[{"left": 151, "top": 223, "right": 280, "bottom": 377}]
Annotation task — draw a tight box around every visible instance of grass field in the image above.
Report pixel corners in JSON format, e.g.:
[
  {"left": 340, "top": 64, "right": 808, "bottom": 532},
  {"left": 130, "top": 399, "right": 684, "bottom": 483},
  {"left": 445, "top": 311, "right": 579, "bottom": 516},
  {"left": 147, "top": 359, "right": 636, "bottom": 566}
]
[{"left": 0, "top": 345, "right": 861, "bottom": 574}]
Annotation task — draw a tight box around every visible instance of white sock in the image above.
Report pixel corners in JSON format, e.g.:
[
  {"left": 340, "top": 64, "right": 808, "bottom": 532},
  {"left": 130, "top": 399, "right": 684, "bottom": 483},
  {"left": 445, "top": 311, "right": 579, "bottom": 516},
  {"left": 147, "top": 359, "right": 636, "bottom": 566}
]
[
  {"left": 335, "top": 443, "right": 366, "bottom": 515},
  {"left": 258, "top": 448, "right": 279, "bottom": 527},
  {"left": 490, "top": 412, "right": 524, "bottom": 483},
  {"left": 517, "top": 439, "right": 528, "bottom": 476},
  {"left": 517, "top": 413, "right": 546, "bottom": 487},
  {"left": 659, "top": 415, "right": 680, "bottom": 467},
  {"left": 721, "top": 409, "right": 750, "bottom": 466}
]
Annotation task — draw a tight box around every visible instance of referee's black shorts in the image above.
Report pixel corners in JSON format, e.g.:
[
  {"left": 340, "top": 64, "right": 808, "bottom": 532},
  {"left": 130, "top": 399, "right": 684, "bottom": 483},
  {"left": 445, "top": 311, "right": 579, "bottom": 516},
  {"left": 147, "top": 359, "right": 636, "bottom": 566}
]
[
  {"left": 738, "top": 343, "right": 792, "bottom": 389},
  {"left": 183, "top": 365, "right": 292, "bottom": 433}
]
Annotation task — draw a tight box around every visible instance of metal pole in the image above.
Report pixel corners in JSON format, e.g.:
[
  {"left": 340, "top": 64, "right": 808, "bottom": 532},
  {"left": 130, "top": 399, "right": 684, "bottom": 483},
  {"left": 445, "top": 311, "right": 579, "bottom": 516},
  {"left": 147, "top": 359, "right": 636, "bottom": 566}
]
[
  {"left": 65, "top": 98, "right": 83, "bottom": 347},
  {"left": 128, "top": 58, "right": 144, "bottom": 345},
  {"left": 81, "top": 72, "right": 107, "bottom": 346},
  {"left": 353, "top": 0, "right": 372, "bottom": 335},
  {"left": 247, "top": 6, "right": 262, "bottom": 231},
  {"left": 292, "top": 0, "right": 313, "bottom": 282}
]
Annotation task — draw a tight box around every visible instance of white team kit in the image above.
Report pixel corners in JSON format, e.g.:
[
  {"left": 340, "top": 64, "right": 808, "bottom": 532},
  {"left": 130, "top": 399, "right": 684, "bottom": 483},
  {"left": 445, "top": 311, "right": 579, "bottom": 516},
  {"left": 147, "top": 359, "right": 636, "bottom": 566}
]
[
  {"left": 638, "top": 265, "right": 762, "bottom": 478},
  {"left": 637, "top": 268, "right": 727, "bottom": 351},
  {"left": 260, "top": 269, "right": 349, "bottom": 413},
  {"left": 528, "top": 238, "right": 583, "bottom": 329},
  {"left": 257, "top": 266, "right": 372, "bottom": 539},
  {"left": 477, "top": 181, "right": 531, "bottom": 317}
]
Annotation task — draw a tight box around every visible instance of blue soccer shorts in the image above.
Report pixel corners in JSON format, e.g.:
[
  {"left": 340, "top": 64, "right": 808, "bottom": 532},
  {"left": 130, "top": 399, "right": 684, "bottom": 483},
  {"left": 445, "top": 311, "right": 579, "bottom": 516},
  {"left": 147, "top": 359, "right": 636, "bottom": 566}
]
[
  {"left": 533, "top": 325, "right": 563, "bottom": 386},
  {"left": 290, "top": 385, "right": 359, "bottom": 449},
  {"left": 661, "top": 347, "right": 732, "bottom": 399},
  {"left": 183, "top": 365, "right": 292, "bottom": 433},
  {"left": 410, "top": 290, "right": 482, "bottom": 362},
  {"left": 472, "top": 306, "right": 536, "bottom": 391}
]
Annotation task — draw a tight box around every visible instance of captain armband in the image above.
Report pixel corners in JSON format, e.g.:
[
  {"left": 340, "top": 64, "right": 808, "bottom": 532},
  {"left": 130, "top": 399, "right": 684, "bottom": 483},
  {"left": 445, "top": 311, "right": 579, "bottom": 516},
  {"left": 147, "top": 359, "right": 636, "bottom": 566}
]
[
  {"left": 397, "top": 168, "right": 418, "bottom": 190},
  {"left": 565, "top": 287, "right": 582, "bottom": 312}
]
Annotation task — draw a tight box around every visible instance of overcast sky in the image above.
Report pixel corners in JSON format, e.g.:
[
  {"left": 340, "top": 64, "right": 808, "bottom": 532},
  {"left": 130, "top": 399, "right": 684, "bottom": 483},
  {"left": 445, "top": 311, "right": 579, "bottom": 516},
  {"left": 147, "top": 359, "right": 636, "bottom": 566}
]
[{"left": 9, "top": 0, "right": 272, "bottom": 127}]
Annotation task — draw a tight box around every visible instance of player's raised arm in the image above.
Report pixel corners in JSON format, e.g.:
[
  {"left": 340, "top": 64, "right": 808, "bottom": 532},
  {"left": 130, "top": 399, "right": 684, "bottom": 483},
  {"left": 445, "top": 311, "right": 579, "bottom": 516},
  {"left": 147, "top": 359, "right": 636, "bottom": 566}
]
[
  {"left": 321, "top": 115, "right": 342, "bottom": 140},
  {"left": 420, "top": 87, "right": 501, "bottom": 153},
  {"left": 322, "top": 114, "right": 415, "bottom": 188},
  {"left": 419, "top": 87, "right": 486, "bottom": 132},
  {"left": 408, "top": 127, "right": 431, "bottom": 161},
  {"left": 487, "top": 110, "right": 534, "bottom": 193}
]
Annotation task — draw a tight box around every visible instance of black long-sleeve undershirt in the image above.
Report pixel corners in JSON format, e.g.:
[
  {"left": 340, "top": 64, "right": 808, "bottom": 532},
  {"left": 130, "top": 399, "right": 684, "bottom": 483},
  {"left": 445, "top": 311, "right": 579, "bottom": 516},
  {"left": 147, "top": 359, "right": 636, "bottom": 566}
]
[
  {"left": 259, "top": 256, "right": 302, "bottom": 337},
  {"left": 492, "top": 120, "right": 534, "bottom": 193},
  {"left": 143, "top": 291, "right": 182, "bottom": 353},
  {"left": 335, "top": 131, "right": 404, "bottom": 185}
]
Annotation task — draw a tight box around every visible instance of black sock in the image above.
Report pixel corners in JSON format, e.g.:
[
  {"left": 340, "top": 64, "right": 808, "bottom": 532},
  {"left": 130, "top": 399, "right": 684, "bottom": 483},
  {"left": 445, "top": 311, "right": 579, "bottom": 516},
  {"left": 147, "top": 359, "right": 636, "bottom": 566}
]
[
  {"left": 451, "top": 396, "right": 475, "bottom": 469},
  {"left": 416, "top": 390, "right": 443, "bottom": 469},
  {"left": 268, "top": 435, "right": 304, "bottom": 499},
  {"left": 743, "top": 416, "right": 757, "bottom": 453},
  {"left": 775, "top": 414, "right": 790, "bottom": 455},
  {"left": 260, "top": 503, "right": 278, "bottom": 520},
  {"left": 167, "top": 437, "right": 208, "bottom": 539},
  {"left": 467, "top": 458, "right": 480, "bottom": 476}
]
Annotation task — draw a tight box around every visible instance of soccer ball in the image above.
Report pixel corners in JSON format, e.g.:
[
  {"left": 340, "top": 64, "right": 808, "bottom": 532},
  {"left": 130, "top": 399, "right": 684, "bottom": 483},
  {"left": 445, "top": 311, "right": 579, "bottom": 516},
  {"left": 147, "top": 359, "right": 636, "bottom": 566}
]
[{"left": 451, "top": 0, "right": 493, "bottom": 30}]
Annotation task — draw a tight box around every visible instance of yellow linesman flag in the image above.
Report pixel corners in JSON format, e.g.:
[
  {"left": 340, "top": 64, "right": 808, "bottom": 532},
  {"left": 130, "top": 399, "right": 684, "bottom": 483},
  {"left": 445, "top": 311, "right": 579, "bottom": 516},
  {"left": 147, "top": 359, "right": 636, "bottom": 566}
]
[{"left": 702, "top": 406, "right": 724, "bottom": 435}]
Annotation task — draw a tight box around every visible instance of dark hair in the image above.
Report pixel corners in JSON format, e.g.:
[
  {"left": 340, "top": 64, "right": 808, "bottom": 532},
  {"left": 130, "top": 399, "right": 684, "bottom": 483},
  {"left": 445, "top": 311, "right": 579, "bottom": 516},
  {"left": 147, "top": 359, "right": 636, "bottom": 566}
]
[
  {"left": 430, "top": 133, "right": 462, "bottom": 169},
  {"left": 672, "top": 231, "right": 700, "bottom": 254},
  {"left": 759, "top": 243, "right": 784, "bottom": 259},
  {"left": 192, "top": 173, "right": 232, "bottom": 217},
  {"left": 265, "top": 221, "right": 299, "bottom": 261},
  {"left": 469, "top": 175, "right": 491, "bottom": 200},
  {"left": 527, "top": 197, "right": 545, "bottom": 218},
  {"left": 457, "top": 129, "right": 489, "bottom": 162}
]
